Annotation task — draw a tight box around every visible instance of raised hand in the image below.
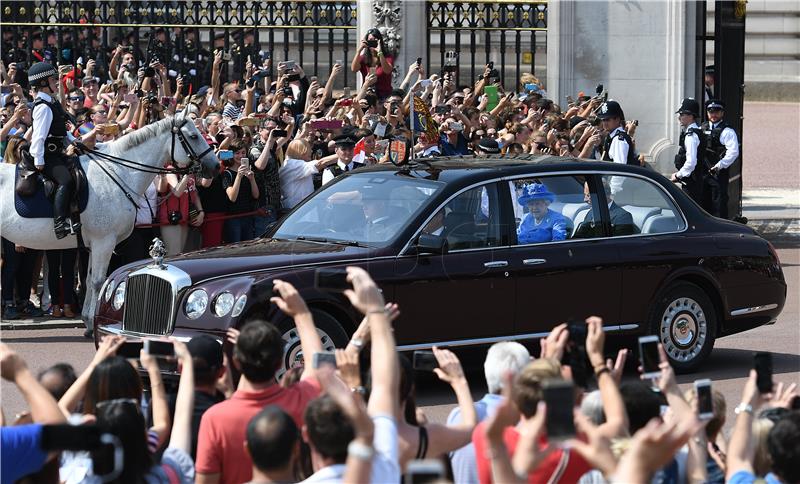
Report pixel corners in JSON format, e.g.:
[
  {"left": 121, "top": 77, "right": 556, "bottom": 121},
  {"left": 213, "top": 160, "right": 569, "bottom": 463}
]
[{"left": 270, "top": 279, "right": 311, "bottom": 317}]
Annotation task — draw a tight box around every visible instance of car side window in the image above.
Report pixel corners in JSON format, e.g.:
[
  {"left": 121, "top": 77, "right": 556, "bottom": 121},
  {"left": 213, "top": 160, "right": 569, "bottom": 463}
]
[
  {"left": 509, "top": 176, "right": 602, "bottom": 244},
  {"left": 422, "top": 183, "right": 501, "bottom": 251},
  {"left": 602, "top": 175, "right": 686, "bottom": 235}
]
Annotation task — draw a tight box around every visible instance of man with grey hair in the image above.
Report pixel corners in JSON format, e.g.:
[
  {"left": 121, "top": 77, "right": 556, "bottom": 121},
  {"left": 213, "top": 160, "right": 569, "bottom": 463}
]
[{"left": 446, "top": 341, "right": 531, "bottom": 483}]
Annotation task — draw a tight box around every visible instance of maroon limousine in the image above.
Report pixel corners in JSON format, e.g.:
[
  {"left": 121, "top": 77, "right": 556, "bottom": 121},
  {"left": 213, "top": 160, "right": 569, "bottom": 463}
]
[{"left": 95, "top": 157, "right": 786, "bottom": 374}]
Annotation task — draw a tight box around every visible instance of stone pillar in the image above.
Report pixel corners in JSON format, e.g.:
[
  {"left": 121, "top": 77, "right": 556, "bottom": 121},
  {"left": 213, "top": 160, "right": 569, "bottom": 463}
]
[
  {"left": 357, "top": 0, "right": 427, "bottom": 89},
  {"left": 546, "top": 0, "right": 699, "bottom": 173}
]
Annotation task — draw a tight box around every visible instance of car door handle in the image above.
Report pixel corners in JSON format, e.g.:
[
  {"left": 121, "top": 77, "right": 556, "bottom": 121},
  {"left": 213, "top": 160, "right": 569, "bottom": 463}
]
[
  {"left": 484, "top": 261, "right": 508, "bottom": 268},
  {"left": 523, "top": 258, "right": 547, "bottom": 266}
]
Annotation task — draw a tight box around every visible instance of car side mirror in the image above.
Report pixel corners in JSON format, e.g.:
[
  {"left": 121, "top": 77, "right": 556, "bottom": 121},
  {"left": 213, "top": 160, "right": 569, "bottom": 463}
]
[{"left": 416, "top": 234, "right": 448, "bottom": 255}]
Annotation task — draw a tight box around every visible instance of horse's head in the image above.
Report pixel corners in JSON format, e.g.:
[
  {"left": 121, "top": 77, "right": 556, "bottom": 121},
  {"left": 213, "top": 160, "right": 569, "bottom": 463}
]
[{"left": 171, "top": 106, "right": 219, "bottom": 179}]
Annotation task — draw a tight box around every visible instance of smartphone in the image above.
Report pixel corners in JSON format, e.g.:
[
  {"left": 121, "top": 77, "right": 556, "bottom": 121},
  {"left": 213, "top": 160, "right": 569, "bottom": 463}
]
[
  {"left": 240, "top": 157, "right": 250, "bottom": 171},
  {"left": 221, "top": 51, "right": 232, "bottom": 62},
  {"left": 484, "top": 85, "right": 500, "bottom": 111},
  {"left": 488, "top": 61, "right": 494, "bottom": 70},
  {"left": 595, "top": 83, "right": 604, "bottom": 95},
  {"left": 375, "top": 139, "right": 390, "bottom": 150},
  {"left": 335, "top": 59, "right": 343, "bottom": 66},
  {"left": 311, "top": 119, "right": 344, "bottom": 131},
  {"left": 312, "top": 351, "right": 337, "bottom": 369},
  {"left": 314, "top": 268, "right": 350, "bottom": 292},
  {"left": 271, "top": 129, "right": 288, "bottom": 138},
  {"left": 339, "top": 98, "right": 353, "bottom": 107},
  {"left": 218, "top": 150, "right": 234, "bottom": 161},
  {"left": 449, "top": 122, "right": 463, "bottom": 132},
  {"left": 434, "top": 105, "right": 450, "bottom": 115},
  {"left": 568, "top": 320, "right": 587, "bottom": 347},
  {"left": 0, "top": 85, "right": 11, "bottom": 94},
  {"left": 420, "top": 79, "right": 432, "bottom": 89},
  {"left": 524, "top": 83, "right": 538, "bottom": 93},
  {"left": 343, "top": 87, "right": 351, "bottom": 98},
  {"left": 144, "top": 339, "right": 174, "bottom": 358},
  {"left": 284, "top": 60, "right": 296, "bottom": 71},
  {"left": 309, "top": 75, "right": 318, "bottom": 83},
  {"left": 754, "top": 352, "right": 773, "bottom": 394},
  {"left": 41, "top": 424, "right": 104, "bottom": 451},
  {"left": 638, "top": 335, "right": 661, "bottom": 379},
  {"left": 117, "top": 340, "right": 143, "bottom": 358},
  {"left": 543, "top": 380, "right": 576, "bottom": 441},
  {"left": 412, "top": 350, "right": 438, "bottom": 371},
  {"left": 695, "top": 379, "right": 714, "bottom": 420},
  {"left": 404, "top": 459, "right": 445, "bottom": 484},
  {"left": 416, "top": 57, "right": 422, "bottom": 66},
  {"left": 633, "top": 119, "right": 639, "bottom": 126},
  {"left": 374, "top": 122, "right": 388, "bottom": 137}
]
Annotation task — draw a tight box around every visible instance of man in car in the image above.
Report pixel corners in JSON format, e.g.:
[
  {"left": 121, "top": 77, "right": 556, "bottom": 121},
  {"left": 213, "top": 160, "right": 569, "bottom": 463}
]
[
  {"left": 574, "top": 179, "right": 636, "bottom": 238},
  {"left": 516, "top": 183, "right": 568, "bottom": 244},
  {"left": 361, "top": 188, "right": 402, "bottom": 241}
]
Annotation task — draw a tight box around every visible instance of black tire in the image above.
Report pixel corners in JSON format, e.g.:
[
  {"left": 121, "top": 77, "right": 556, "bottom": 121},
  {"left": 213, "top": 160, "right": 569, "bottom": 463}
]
[
  {"left": 275, "top": 309, "right": 349, "bottom": 381},
  {"left": 647, "top": 282, "right": 717, "bottom": 373}
]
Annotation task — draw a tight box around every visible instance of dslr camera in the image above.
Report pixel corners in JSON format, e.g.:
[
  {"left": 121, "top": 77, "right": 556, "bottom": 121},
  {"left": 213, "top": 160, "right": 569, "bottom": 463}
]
[{"left": 168, "top": 211, "right": 182, "bottom": 225}]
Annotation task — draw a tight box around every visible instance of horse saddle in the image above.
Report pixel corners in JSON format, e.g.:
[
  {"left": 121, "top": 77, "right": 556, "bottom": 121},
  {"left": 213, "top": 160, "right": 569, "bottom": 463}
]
[{"left": 14, "top": 153, "right": 89, "bottom": 219}]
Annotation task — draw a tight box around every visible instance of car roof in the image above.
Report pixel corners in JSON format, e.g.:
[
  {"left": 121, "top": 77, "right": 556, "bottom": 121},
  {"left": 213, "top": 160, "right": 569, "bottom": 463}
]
[{"left": 351, "top": 155, "right": 662, "bottom": 186}]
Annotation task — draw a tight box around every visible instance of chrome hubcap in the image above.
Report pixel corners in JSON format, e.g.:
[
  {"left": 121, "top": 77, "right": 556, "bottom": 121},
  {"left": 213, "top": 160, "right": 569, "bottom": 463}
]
[
  {"left": 276, "top": 327, "right": 336, "bottom": 381},
  {"left": 660, "top": 297, "right": 706, "bottom": 363}
]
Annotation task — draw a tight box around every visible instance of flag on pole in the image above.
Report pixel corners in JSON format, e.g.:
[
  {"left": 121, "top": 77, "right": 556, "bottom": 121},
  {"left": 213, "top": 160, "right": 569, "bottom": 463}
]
[{"left": 412, "top": 96, "right": 439, "bottom": 142}]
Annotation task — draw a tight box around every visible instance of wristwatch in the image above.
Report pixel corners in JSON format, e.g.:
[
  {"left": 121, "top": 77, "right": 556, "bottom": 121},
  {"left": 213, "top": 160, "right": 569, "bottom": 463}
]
[
  {"left": 734, "top": 402, "right": 753, "bottom": 415},
  {"left": 348, "top": 337, "right": 364, "bottom": 350},
  {"left": 347, "top": 441, "right": 374, "bottom": 461}
]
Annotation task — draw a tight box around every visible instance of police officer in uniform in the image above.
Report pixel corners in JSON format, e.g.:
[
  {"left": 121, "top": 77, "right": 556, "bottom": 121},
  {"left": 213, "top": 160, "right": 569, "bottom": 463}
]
[
  {"left": 28, "top": 62, "right": 80, "bottom": 239},
  {"left": 670, "top": 98, "right": 704, "bottom": 204},
  {"left": 701, "top": 99, "right": 740, "bottom": 219},
  {"left": 597, "top": 99, "right": 637, "bottom": 195},
  {"left": 321, "top": 135, "right": 365, "bottom": 185}
]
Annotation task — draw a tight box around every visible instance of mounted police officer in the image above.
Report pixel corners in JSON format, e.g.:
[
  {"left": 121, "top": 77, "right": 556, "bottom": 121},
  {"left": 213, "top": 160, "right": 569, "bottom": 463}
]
[
  {"left": 28, "top": 62, "right": 80, "bottom": 239},
  {"left": 321, "top": 135, "right": 364, "bottom": 185},
  {"left": 597, "top": 99, "right": 637, "bottom": 195},
  {"left": 701, "top": 99, "right": 740, "bottom": 219},
  {"left": 671, "top": 98, "right": 704, "bottom": 204}
]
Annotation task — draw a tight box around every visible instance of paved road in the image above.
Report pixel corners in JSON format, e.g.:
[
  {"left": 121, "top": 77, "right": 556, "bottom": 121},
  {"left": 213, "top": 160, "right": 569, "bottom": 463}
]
[{"left": 2, "top": 246, "right": 798, "bottom": 438}]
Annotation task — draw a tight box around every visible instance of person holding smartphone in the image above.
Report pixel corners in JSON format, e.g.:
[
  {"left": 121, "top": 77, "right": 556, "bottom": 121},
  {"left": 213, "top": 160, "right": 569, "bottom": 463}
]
[
  {"left": 351, "top": 28, "right": 394, "bottom": 99},
  {"left": 222, "top": 142, "right": 259, "bottom": 243}
]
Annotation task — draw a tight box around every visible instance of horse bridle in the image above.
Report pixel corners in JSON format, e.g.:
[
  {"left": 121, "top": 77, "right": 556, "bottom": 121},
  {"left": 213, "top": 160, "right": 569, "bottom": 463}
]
[{"left": 170, "top": 115, "right": 215, "bottom": 171}]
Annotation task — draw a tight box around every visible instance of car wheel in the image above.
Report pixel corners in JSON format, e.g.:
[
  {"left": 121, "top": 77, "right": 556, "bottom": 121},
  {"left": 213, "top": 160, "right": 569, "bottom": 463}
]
[
  {"left": 649, "top": 282, "right": 717, "bottom": 373},
  {"left": 275, "top": 309, "right": 349, "bottom": 382}
]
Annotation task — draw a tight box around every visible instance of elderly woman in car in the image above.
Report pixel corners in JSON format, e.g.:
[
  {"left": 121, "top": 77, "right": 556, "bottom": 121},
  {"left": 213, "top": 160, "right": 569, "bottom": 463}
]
[{"left": 517, "top": 183, "right": 568, "bottom": 243}]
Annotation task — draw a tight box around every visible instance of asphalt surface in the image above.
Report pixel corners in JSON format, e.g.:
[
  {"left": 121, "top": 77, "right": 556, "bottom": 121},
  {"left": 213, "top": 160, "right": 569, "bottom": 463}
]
[{"left": 2, "top": 102, "right": 798, "bottom": 435}]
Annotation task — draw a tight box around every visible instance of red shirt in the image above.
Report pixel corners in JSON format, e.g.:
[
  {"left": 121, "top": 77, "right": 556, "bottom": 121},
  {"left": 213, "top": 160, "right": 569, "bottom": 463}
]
[
  {"left": 358, "top": 54, "right": 395, "bottom": 99},
  {"left": 472, "top": 421, "right": 592, "bottom": 484},
  {"left": 195, "top": 379, "right": 321, "bottom": 484}
]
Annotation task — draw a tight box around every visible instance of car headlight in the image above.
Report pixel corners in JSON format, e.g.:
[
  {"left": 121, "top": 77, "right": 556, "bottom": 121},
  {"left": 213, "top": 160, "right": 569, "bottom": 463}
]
[
  {"left": 185, "top": 289, "right": 208, "bottom": 320},
  {"left": 231, "top": 295, "right": 247, "bottom": 317},
  {"left": 104, "top": 279, "right": 116, "bottom": 302},
  {"left": 112, "top": 281, "right": 126, "bottom": 310},
  {"left": 212, "top": 292, "right": 235, "bottom": 317}
]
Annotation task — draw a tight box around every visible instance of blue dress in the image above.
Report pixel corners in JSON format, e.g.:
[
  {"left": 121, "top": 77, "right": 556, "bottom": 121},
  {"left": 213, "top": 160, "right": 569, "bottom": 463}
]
[{"left": 517, "top": 209, "right": 568, "bottom": 244}]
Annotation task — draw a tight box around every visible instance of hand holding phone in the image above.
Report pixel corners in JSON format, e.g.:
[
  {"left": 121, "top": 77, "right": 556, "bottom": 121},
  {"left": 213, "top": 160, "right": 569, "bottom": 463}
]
[
  {"left": 754, "top": 352, "right": 773, "bottom": 394},
  {"left": 638, "top": 335, "right": 661, "bottom": 379},
  {"left": 240, "top": 157, "right": 250, "bottom": 171},
  {"left": 412, "top": 350, "right": 438, "bottom": 371},
  {"left": 312, "top": 351, "right": 337, "bottom": 369},
  {"left": 144, "top": 339, "right": 175, "bottom": 358},
  {"left": 694, "top": 379, "right": 714, "bottom": 419},
  {"left": 543, "top": 380, "right": 576, "bottom": 441},
  {"left": 314, "top": 268, "right": 350, "bottom": 292}
]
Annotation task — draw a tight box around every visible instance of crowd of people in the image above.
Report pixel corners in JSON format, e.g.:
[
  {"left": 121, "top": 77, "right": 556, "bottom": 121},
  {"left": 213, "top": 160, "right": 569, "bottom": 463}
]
[
  {"left": 2, "top": 267, "right": 798, "bottom": 484},
  {"left": 1, "top": 26, "right": 740, "bottom": 323}
]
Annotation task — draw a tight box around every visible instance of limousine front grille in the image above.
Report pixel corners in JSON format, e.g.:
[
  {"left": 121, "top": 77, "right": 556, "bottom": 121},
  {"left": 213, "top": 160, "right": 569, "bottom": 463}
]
[{"left": 122, "top": 274, "right": 175, "bottom": 335}]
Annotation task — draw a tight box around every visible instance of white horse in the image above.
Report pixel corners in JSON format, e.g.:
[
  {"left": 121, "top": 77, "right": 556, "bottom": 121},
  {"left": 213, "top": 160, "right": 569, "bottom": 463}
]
[{"left": 0, "top": 111, "right": 218, "bottom": 327}]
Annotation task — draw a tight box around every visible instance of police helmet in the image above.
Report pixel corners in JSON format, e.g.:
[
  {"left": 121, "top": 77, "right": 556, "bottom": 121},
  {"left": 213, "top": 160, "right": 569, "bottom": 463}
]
[
  {"left": 597, "top": 100, "right": 624, "bottom": 120},
  {"left": 676, "top": 98, "right": 700, "bottom": 117},
  {"left": 27, "top": 62, "right": 58, "bottom": 89}
]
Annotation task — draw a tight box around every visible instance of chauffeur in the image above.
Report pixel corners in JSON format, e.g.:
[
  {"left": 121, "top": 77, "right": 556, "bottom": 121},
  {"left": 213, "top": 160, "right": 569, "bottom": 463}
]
[
  {"left": 321, "top": 134, "right": 365, "bottom": 185},
  {"left": 28, "top": 62, "right": 80, "bottom": 239},
  {"left": 702, "top": 99, "right": 740, "bottom": 219},
  {"left": 597, "top": 100, "right": 637, "bottom": 195},
  {"left": 671, "top": 98, "right": 704, "bottom": 204}
]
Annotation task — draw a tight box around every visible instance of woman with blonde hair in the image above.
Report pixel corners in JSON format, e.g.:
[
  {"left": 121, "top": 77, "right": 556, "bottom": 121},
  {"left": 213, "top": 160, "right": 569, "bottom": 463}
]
[{"left": 278, "top": 138, "right": 336, "bottom": 211}]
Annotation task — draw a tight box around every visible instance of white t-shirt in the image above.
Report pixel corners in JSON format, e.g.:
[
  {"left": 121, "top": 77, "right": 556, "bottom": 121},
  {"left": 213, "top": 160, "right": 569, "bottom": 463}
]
[{"left": 279, "top": 158, "right": 319, "bottom": 209}]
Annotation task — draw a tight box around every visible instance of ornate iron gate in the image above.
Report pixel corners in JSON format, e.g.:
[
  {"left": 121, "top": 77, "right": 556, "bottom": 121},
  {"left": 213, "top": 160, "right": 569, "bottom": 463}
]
[{"left": 426, "top": 1, "right": 547, "bottom": 90}]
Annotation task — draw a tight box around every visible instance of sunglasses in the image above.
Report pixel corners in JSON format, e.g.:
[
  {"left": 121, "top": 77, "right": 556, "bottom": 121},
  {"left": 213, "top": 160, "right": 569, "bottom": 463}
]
[{"left": 69, "top": 96, "right": 85, "bottom": 101}]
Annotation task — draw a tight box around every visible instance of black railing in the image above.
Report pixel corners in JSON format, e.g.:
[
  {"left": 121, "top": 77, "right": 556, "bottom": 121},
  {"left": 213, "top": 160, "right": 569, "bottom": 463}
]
[
  {"left": 0, "top": 1, "right": 358, "bottom": 90},
  {"left": 426, "top": 1, "right": 547, "bottom": 90}
]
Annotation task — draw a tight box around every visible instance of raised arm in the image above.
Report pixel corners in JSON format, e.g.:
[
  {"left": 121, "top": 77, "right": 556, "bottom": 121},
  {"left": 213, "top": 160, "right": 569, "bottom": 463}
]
[
  {"left": 140, "top": 349, "right": 171, "bottom": 450},
  {"left": 271, "top": 280, "right": 322, "bottom": 381},
  {"left": 585, "top": 316, "right": 629, "bottom": 438},
  {"left": 168, "top": 341, "right": 195, "bottom": 453},
  {"left": 58, "top": 336, "right": 125, "bottom": 416}
]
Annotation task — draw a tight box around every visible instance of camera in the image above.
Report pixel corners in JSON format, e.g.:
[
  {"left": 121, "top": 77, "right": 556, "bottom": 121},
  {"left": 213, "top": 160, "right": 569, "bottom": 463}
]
[
  {"left": 168, "top": 211, "right": 182, "bottom": 225},
  {"left": 143, "top": 66, "right": 156, "bottom": 78},
  {"left": 366, "top": 40, "right": 379, "bottom": 48},
  {"left": 121, "top": 45, "right": 133, "bottom": 53},
  {"left": 443, "top": 51, "right": 458, "bottom": 73}
]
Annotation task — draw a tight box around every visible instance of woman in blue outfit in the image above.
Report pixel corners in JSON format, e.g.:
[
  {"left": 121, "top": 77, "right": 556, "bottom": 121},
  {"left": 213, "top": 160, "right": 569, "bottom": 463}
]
[{"left": 516, "top": 183, "right": 568, "bottom": 244}]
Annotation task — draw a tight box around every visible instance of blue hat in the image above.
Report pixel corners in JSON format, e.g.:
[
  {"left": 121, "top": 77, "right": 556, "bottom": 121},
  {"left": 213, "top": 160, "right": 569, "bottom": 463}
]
[{"left": 518, "top": 183, "right": 555, "bottom": 206}]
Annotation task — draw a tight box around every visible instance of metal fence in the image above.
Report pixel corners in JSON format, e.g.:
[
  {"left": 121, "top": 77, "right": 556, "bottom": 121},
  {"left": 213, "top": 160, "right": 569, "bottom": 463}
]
[
  {"left": 426, "top": 1, "right": 548, "bottom": 90},
  {"left": 0, "top": 1, "right": 358, "bottom": 89}
]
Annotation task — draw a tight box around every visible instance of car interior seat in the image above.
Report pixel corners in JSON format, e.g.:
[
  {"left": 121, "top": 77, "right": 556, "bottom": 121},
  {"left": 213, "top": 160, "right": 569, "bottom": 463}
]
[
  {"left": 443, "top": 211, "right": 479, "bottom": 250},
  {"left": 642, "top": 209, "right": 680, "bottom": 234},
  {"left": 621, "top": 205, "right": 660, "bottom": 233}
]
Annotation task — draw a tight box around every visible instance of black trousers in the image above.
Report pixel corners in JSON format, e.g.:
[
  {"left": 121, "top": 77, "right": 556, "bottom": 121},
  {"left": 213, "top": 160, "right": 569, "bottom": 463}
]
[
  {"left": 46, "top": 249, "right": 78, "bottom": 306},
  {"left": 702, "top": 169, "right": 730, "bottom": 219},
  {"left": 1, "top": 237, "right": 40, "bottom": 305},
  {"left": 43, "top": 158, "right": 74, "bottom": 219},
  {"left": 108, "top": 226, "right": 160, "bottom": 273}
]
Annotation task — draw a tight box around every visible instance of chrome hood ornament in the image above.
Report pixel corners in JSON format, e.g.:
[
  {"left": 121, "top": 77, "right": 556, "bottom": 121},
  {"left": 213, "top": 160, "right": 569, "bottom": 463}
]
[{"left": 148, "top": 238, "right": 167, "bottom": 269}]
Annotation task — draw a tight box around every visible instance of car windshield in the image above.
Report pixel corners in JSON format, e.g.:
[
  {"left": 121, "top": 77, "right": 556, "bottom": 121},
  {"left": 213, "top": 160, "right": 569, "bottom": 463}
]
[{"left": 274, "top": 174, "right": 444, "bottom": 246}]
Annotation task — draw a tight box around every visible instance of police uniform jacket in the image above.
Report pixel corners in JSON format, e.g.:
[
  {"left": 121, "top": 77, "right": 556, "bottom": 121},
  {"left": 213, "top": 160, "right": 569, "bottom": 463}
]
[
  {"left": 702, "top": 120, "right": 739, "bottom": 172},
  {"left": 675, "top": 122, "right": 702, "bottom": 179},
  {"left": 321, "top": 160, "right": 365, "bottom": 185},
  {"left": 517, "top": 209, "right": 568, "bottom": 244},
  {"left": 30, "top": 91, "right": 67, "bottom": 167}
]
